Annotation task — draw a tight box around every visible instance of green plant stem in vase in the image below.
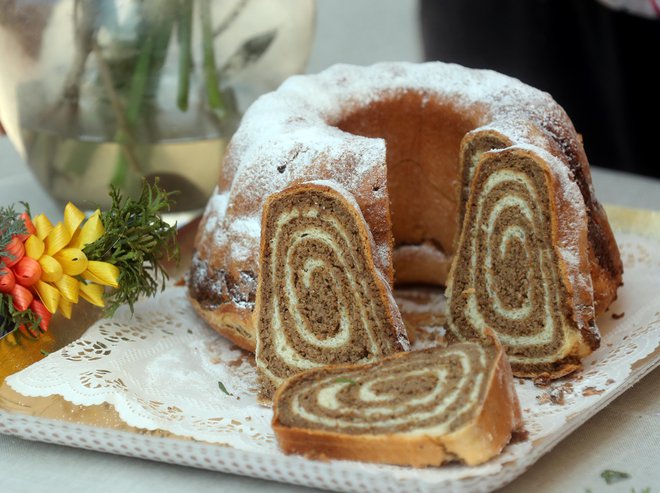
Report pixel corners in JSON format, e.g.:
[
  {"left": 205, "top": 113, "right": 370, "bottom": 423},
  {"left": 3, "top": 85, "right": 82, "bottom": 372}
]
[
  {"left": 1, "top": 0, "right": 316, "bottom": 216},
  {"left": 199, "top": 0, "right": 226, "bottom": 120},
  {"left": 176, "top": 1, "right": 193, "bottom": 112}
]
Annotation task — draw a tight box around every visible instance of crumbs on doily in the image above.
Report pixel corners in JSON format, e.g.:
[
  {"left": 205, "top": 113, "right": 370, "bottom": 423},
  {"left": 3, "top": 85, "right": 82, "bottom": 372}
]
[
  {"left": 536, "top": 382, "right": 575, "bottom": 405},
  {"left": 510, "top": 429, "right": 530, "bottom": 443},
  {"left": 582, "top": 386, "right": 606, "bottom": 396},
  {"left": 611, "top": 312, "right": 625, "bottom": 320},
  {"left": 533, "top": 374, "right": 553, "bottom": 387},
  {"left": 414, "top": 325, "right": 448, "bottom": 346},
  {"left": 228, "top": 354, "right": 256, "bottom": 369}
]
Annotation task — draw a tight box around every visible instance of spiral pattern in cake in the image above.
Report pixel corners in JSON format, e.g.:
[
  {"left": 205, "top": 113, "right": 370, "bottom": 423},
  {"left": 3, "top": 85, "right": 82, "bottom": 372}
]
[
  {"left": 272, "top": 337, "right": 523, "bottom": 466},
  {"left": 277, "top": 344, "right": 488, "bottom": 434},
  {"left": 256, "top": 182, "right": 408, "bottom": 398},
  {"left": 447, "top": 146, "right": 599, "bottom": 377}
]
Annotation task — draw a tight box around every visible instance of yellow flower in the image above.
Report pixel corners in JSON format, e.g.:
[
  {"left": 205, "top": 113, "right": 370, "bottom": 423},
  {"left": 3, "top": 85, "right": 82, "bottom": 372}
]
[{"left": 25, "top": 203, "right": 119, "bottom": 318}]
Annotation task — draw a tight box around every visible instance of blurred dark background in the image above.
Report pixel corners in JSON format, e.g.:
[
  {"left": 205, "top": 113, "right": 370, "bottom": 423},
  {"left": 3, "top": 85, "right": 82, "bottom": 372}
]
[{"left": 420, "top": 0, "right": 660, "bottom": 179}]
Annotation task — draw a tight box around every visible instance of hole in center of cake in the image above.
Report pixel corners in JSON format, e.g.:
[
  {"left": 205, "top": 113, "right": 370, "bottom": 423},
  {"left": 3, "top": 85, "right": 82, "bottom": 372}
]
[{"left": 336, "top": 90, "right": 480, "bottom": 287}]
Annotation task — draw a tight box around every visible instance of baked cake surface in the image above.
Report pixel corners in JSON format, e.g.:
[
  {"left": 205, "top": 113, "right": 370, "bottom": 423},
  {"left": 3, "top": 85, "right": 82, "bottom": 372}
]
[
  {"left": 188, "top": 61, "right": 622, "bottom": 375},
  {"left": 446, "top": 145, "right": 598, "bottom": 378},
  {"left": 256, "top": 181, "right": 409, "bottom": 398},
  {"left": 272, "top": 334, "right": 523, "bottom": 467}
]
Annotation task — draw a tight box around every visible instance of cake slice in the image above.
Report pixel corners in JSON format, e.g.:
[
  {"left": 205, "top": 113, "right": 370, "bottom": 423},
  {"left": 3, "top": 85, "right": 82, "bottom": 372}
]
[
  {"left": 446, "top": 145, "right": 599, "bottom": 379},
  {"left": 272, "top": 332, "right": 523, "bottom": 467},
  {"left": 255, "top": 181, "right": 409, "bottom": 399}
]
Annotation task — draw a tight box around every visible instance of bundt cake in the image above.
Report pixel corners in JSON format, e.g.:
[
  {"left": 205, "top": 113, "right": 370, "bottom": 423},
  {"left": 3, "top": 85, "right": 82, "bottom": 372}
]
[
  {"left": 446, "top": 145, "right": 599, "bottom": 378},
  {"left": 272, "top": 332, "right": 523, "bottom": 467},
  {"left": 255, "top": 181, "right": 409, "bottom": 398},
  {"left": 188, "top": 61, "right": 622, "bottom": 378}
]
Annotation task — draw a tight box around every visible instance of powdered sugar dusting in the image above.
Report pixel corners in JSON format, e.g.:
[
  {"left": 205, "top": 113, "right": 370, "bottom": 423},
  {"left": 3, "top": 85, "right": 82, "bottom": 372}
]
[
  {"left": 203, "top": 191, "right": 229, "bottom": 234},
  {"left": 193, "top": 61, "right": 587, "bottom": 315}
]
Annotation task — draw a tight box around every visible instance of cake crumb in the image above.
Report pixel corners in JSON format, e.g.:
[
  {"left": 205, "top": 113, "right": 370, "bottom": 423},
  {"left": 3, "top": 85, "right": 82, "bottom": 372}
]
[
  {"left": 611, "top": 312, "right": 625, "bottom": 320},
  {"left": 549, "top": 388, "right": 566, "bottom": 405},
  {"left": 582, "top": 386, "right": 605, "bottom": 396},
  {"left": 537, "top": 383, "right": 571, "bottom": 405},
  {"left": 533, "top": 373, "right": 552, "bottom": 387},
  {"left": 536, "top": 393, "right": 551, "bottom": 404},
  {"left": 461, "top": 287, "right": 476, "bottom": 296},
  {"left": 510, "top": 429, "right": 530, "bottom": 443},
  {"left": 536, "top": 389, "right": 566, "bottom": 405}
]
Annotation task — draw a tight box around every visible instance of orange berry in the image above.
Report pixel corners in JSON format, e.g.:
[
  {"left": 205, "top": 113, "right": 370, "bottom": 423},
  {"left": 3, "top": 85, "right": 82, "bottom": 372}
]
[
  {"left": 1, "top": 236, "right": 25, "bottom": 267},
  {"left": 11, "top": 283, "right": 33, "bottom": 312},
  {"left": 13, "top": 256, "right": 42, "bottom": 287},
  {"left": 30, "top": 299, "right": 52, "bottom": 332},
  {"left": 0, "top": 267, "right": 16, "bottom": 293},
  {"left": 17, "top": 212, "right": 37, "bottom": 241}
]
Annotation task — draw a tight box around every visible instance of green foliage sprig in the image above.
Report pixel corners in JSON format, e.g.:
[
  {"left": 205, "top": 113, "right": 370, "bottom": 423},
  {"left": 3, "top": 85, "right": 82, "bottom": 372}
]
[
  {"left": 82, "top": 180, "right": 179, "bottom": 316},
  {"left": 0, "top": 293, "right": 41, "bottom": 338},
  {"left": 0, "top": 204, "right": 27, "bottom": 267}
]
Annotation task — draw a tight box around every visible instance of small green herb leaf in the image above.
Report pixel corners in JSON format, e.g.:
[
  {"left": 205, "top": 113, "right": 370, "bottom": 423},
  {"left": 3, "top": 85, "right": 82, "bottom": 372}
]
[
  {"left": 218, "top": 381, "right": 232, "bottom": 396},
  {"left": 40, "top": 349, "right": 50, "bottom": 356},
  {"left": 601, "top": 470, "right": 631, "bottom": 485},
  {"left": 335, "top": 377, "right": 357, "bottom": 385},
  {"left": 82, "top": 180, "right": 179, "bottom": 317}
]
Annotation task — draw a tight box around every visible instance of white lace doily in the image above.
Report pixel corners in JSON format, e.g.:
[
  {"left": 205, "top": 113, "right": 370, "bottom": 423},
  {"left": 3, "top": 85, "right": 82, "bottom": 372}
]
[{"left": 3, "top": 230, "right": 660, "bottom": 493}]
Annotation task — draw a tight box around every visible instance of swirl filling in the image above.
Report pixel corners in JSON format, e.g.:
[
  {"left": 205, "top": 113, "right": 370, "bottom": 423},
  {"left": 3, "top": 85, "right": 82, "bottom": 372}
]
[
  {"left": 277, "top": 343, "right": 489, "bottom": 435},
  {"left": 272, "top": 338, "right": 522, "bottom": 466},
  {"left": 256, "top": 183, "right": 408, "bottom": 398},
  {"left": 448, "top": 149, "right": 590, "bottom": 377}
]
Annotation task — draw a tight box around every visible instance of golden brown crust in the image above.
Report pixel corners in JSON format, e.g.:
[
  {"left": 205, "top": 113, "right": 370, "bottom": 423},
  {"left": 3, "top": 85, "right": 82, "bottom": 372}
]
[
  {"left": 272, "top": 332, "right": 522, "bottom": 467},
  {"left": 255, "top": 181, "right": 409, "bottom": 399},
  {"left": 445, "top": 145, "right": 599, "bottom": 379},
  {"left": 189, "top": 62, "right": 622, "bottom": 377},
  {"left": 544, "top": 148, "right": 600, "bottom": 354},
  {"left": 392, "top": 243, "right": 451, "bottom": 285},
  {"left": 188, "top": 296, "right": 255, "bottom": 352}
]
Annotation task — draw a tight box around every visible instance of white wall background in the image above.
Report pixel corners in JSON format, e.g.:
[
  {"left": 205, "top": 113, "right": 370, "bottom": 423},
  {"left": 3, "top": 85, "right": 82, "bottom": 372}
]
[{"left": 307, "top": 0, "right": 423, "bottom": 73}]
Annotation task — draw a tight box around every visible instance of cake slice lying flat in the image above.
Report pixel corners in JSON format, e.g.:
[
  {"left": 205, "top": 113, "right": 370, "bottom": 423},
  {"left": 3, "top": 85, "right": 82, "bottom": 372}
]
[
  {"left": 447, "top": 145, "right": 599, "bottom": 379},
  {"left": 272, "top": 334, "right": 523, "bottom": 467},
  {"left": 256, "top": 181, "right": 409, "bottom": 399}
]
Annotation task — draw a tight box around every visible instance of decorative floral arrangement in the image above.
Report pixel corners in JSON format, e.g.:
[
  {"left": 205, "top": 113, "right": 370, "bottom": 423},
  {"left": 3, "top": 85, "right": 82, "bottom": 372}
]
[{"left": 0, "top": 181, "right": 178, "bottom": 339}]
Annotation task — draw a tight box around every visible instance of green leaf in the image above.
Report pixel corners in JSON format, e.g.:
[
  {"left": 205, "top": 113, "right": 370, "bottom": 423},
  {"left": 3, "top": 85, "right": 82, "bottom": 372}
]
[
  {"left": 40, "top": 349, "right": 50, "bottom": 356},
  {"left": 219, "top": 29, "right": 277, "bottom": 77},
  {"left": 82, "top": 179, "right": 179, "bottom": 316},
  {"left": 176, "top": 0, "right": 193, "bottom": 111},
  {"left": 199, "top": 0, "right": 226, "bottom": 118},
  {"left": 0, "top": 204, "right": 27, "bottom": 266},
  {"left": 601, "top": 470, "right": 631, "bottom": 485},
  {"left": 217, "top": 381, "right": 232, "bottom": 396},
  {"left": 335, "top": 377, "right": 357, "bottom": 385}
]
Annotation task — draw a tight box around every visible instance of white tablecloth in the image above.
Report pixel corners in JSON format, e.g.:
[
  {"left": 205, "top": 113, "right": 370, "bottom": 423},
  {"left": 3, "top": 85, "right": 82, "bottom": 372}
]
[{"left": 1, "top": 1, "right": 659, "bottom": 491}]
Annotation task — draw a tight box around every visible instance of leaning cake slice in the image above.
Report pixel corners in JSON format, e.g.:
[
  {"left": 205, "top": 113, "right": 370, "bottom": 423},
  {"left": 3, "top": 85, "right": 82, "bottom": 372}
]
[
  {"left": 255, "top": 181, "right": 409, "bottom": 399},
  {"left": 446, "top": 145, "right": 599, "bottom": 379},
  {"left": 272, "top": 333, "right": 523, "bottom": 467}
]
